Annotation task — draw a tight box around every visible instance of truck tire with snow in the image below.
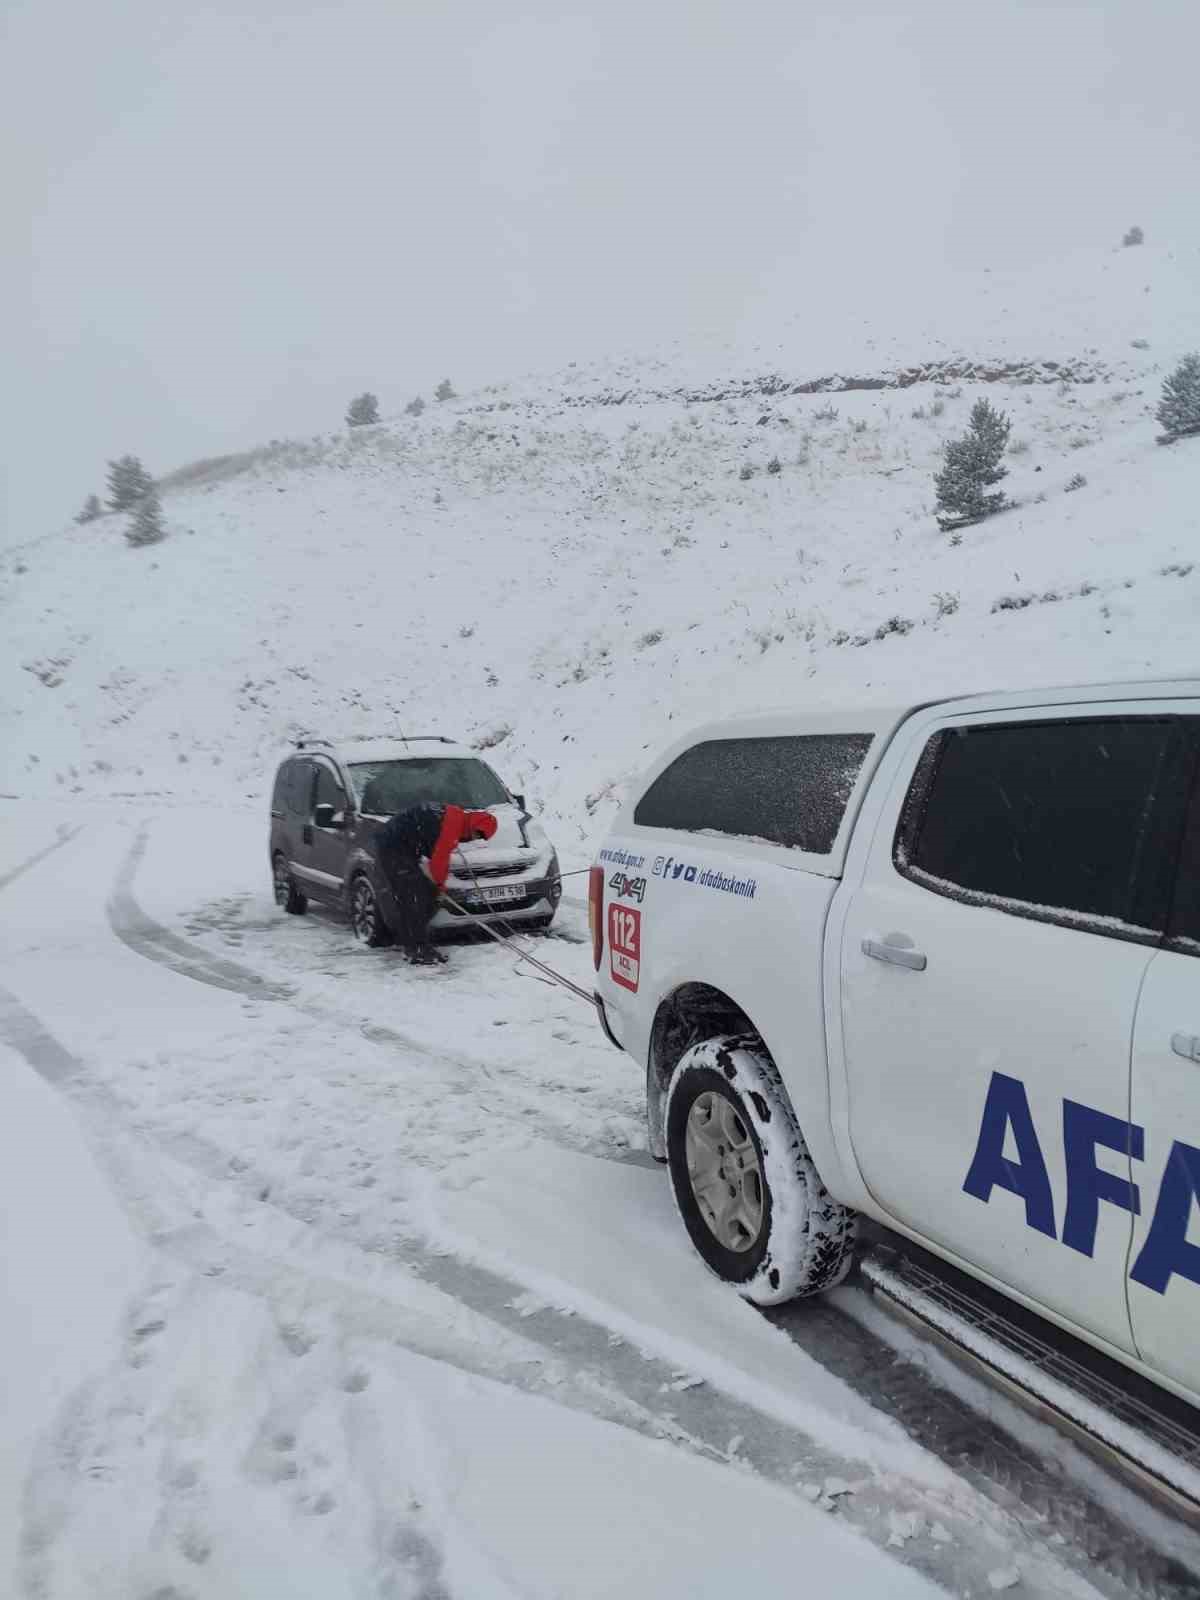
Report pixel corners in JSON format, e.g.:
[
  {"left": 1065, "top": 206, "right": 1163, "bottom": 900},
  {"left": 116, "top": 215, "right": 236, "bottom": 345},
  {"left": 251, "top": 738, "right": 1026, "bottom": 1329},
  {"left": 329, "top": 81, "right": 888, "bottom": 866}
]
[
  {"left": 272, "top": 853, "right": 307, "bottom": 915},
  {"left": 665, "top": 1035, "right": 858, "bottom": 1306}
]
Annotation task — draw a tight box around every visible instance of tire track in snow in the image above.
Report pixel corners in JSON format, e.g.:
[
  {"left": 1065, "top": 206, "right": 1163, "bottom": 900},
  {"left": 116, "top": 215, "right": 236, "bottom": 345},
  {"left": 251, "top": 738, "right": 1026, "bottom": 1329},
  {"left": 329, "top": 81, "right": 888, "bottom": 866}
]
[
  {"left": 0, "top": 979, "right": 1026, "bottom": 1600},
  {"left": 107, "top": 821, "right": 651, "bottom": 1167},
  {"left": 106, "top": 823, "right": 295, "bottom": 1000},
  {"left": 2, "top": 974, "right": 1139, "bottom": 1600},
  {"left": 0, "top": 822, "right": 83, "bottom": 895},
  {"left": 8, "top": 829, "right": 1193, "bottom": 1593}
]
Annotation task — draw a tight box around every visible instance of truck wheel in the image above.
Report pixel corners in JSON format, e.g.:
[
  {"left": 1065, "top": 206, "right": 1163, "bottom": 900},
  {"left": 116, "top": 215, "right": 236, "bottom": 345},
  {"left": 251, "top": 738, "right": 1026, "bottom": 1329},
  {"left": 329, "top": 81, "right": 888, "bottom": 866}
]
[
  {"left": 272, "top": 854, "right": 307, "bottom": 915},
  {"left": 350, "top": 874, "right": 393, "bottom": 948},
  {"left": 665, "top": 1034, "right": 857, "bottom": 1306}
]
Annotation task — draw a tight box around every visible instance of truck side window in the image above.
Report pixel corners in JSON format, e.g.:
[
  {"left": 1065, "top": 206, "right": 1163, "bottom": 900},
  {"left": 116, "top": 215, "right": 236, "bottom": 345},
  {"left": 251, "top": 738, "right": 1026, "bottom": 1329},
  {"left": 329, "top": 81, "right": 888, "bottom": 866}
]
[
  {"left": 1167, "top": 779, "right": 1200, "bottom": 957},
  {"left": 633, "top": 733, "right": 873, "bottom": 853},
  {"left": 894, "top": 717, "right": 1186, "bottom": 940}
]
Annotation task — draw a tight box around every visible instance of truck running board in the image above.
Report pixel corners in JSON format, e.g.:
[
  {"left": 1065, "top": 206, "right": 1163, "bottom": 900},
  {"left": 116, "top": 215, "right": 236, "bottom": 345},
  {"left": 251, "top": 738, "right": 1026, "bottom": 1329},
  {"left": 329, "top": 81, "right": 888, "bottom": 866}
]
[{"left": 859, "top": 1244, "right": 1200, "bottom": 1526}]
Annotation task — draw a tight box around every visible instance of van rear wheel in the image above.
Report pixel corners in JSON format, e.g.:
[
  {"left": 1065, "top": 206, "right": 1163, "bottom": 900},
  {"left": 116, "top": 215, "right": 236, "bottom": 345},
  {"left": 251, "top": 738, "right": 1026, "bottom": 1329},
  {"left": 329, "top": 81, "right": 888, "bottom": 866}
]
[
  {"left": 665, "top": 1035, "right": 857, "bottom": 1306},
  {"left": 272, "top": 854, "right": 307, "bottom": 915}
]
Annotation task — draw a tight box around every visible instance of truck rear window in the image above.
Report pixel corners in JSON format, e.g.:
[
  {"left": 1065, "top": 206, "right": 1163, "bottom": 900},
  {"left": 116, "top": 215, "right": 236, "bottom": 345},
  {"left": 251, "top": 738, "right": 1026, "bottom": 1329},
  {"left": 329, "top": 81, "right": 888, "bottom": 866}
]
[{"left": 633, "top": 733, "right": 873, "bottom": 853}]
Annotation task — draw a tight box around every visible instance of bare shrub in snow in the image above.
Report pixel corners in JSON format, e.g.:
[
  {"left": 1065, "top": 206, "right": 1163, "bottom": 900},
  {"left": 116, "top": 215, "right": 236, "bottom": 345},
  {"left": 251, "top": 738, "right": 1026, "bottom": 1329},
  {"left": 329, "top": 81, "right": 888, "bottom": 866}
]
[
  {"left": 1156, "top": 352, "right": 1200, "bottom": 443},
  {"left": 637, "top": 628, "right": 664, "bottom": 649},
  {"left": 931, "top": 590, "right": 959, "bottom": 619},
  {"left": 472, "top": 724, "right": 512, "bottom": 750},
  {"left": 125, "top": 492, "right": 167, "bottom": 547},
  {"left": 458, "top": 623, "right": 475, "bottom": 638},
  {"left": 1130, "top": 338, "right": 1151, "bottom": 351},
  {"left": 1065, "top": 472, "right": 1087, "bottom": 492},
  {"left": 106, "top": 454, "right": 154, "bottom": 510},
  {"left": 813, "top": 403, "right": 839, "bottom": 423},
  {"left": 874, "top": 615, "right": 913, "bottom": 639},
  {"left": 75, "top": 493, "right": 104, "bottom": 524},
  {"left": 930, "top": 396, "right": 945, "bottom": 418},
  {"left": 1122, "top": 225, "right": 1144, "bottom": 247},
  {"left": 850, "top": 417, "right": 869, "bottom": 434},
  {"left": 435, "top": 378, "right": 456, "bottom": 402},
  {"left": 991, "top": 591, "right": 1035, "bottom": 613},
  {"left": 345, "top": 392, "right": 380, "bottom": 427},
  {"left": 405, "top": 396, "right": 426, "bottom": 417},
  {"left": 1161, "top": 562, "right": 1194, "bottom": 578},
  {"left": 934, "top": 399, "right": 1011, "bottom": 531},
  {"left": 738, "top": 463, "right": 755, "bottom": 481},
  {"left": 910, "top": 404, "right": 927, "bottom": 420},
  {"left": 1007, "top": 437, "right": 1030, "bottom": 456},
  {"left": 766, "top": 455, "right": 782, "bottom": 475}
]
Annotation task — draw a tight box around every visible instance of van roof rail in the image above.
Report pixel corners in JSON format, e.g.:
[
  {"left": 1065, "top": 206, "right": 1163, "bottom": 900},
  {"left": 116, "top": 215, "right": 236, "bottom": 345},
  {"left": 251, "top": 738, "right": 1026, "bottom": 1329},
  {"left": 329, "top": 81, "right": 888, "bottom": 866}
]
[
  {"left": 292, "top": 733, "right": 458, "bottom": 750},
  {"left": 347, "top": 733, "right": 458, "bottom": 746}
]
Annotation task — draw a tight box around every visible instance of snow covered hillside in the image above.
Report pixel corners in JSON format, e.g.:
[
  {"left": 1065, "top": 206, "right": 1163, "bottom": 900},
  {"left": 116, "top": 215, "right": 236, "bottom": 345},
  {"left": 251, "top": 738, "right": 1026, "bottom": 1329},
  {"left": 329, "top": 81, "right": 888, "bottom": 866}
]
[{"left": 2, "top": 243, "right": 1197, "bottom": 853}]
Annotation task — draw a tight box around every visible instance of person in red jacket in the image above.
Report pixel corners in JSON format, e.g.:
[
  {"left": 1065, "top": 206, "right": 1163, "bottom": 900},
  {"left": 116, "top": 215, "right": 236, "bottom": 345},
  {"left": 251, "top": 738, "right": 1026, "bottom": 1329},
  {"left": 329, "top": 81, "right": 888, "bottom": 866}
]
[{"left": 376, "top": 801, "right": 498, "bottom": 964}]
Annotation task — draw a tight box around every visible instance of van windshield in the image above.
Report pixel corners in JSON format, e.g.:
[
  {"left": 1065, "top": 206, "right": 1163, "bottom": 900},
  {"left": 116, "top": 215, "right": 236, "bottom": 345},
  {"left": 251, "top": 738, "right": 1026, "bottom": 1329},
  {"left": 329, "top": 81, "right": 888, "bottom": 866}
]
[{"left": 349, "top": 757, "right": 509, "bottom": 814}]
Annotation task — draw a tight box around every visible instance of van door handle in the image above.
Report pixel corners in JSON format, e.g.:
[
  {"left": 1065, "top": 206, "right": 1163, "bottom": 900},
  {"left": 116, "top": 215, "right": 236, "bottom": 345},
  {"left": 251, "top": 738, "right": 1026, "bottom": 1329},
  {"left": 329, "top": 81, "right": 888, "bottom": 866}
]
[
  {"left": 862, "top": 936, "right": 927, "bottom": 972},
  {"left": 1171, "top": 1033, "right": 1200, "bottom": 1063}
]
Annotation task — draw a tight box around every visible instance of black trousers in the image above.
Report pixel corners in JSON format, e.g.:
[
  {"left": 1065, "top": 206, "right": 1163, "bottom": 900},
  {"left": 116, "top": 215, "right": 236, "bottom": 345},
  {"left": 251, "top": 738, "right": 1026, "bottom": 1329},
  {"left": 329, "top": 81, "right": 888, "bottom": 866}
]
[{"left": 384, "top": 862, "right": 440, "bottom": 951}]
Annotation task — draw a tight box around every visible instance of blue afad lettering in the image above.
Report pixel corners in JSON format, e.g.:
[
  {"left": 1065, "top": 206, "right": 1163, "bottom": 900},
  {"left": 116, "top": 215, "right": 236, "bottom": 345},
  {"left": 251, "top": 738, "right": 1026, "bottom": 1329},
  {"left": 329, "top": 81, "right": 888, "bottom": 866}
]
[
  {"left": 1130, "top": 1142, "right": 1200, "bottom": 1295},
  {"left": 963, "top": 1071, "right": 1200, "bottom": 1296},
  {"left": 962, "top": 1073, "right": 1056, "bottom": 1238}
]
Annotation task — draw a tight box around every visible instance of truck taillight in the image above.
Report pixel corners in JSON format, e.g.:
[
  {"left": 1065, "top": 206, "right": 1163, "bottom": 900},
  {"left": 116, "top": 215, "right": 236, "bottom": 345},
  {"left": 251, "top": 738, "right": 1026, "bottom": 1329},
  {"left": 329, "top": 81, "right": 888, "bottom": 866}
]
[{"left": 588, "top": 865, "right": 605, "bottom": 971}]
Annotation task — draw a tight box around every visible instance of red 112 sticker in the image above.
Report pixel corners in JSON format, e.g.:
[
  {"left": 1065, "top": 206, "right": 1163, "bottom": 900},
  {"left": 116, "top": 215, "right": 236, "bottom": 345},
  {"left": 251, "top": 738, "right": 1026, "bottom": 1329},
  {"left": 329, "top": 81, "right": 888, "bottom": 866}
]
[{"left": 608, "top": 903, "right": 641, "bottom": 992}]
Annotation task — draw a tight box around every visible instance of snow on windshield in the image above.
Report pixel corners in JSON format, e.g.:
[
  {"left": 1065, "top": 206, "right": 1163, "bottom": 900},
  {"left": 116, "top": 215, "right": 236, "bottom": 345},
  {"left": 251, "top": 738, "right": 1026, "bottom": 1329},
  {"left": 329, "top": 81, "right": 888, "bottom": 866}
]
[{"left": 350, "top": 758, "right": 509, "bottom": 814}]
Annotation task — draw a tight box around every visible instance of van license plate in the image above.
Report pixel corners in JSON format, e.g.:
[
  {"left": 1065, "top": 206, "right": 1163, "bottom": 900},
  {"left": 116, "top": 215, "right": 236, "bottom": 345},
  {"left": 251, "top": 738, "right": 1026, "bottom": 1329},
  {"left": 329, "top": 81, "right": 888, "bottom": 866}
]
[{"left": 480, "top": 883, "right": 524, "bottom": 904}]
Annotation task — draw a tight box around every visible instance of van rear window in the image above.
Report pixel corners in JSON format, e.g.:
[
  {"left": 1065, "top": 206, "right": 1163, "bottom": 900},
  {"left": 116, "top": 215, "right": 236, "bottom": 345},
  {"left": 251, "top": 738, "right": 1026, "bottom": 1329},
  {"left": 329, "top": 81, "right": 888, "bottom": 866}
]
[{"left": 633, "top": 733, "right": 873, "bottom": 853}]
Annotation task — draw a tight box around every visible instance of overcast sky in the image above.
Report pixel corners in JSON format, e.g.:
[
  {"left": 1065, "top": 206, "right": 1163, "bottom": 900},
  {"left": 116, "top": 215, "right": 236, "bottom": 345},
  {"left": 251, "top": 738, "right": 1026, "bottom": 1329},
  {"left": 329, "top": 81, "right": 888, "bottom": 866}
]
[{"left": 3, "top": 0, "right": 1198, "bottom": 542}]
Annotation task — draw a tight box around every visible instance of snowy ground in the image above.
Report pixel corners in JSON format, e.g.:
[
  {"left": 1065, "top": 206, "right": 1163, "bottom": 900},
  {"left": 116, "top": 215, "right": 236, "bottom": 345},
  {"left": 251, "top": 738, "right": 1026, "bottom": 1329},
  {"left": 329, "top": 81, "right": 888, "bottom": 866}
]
[
  {"left": 3, "top": 801, "right": 1200, "bottom": 1599},
  {"left": 3, "top": 243, "right": 1200, "bottom": 1596}
]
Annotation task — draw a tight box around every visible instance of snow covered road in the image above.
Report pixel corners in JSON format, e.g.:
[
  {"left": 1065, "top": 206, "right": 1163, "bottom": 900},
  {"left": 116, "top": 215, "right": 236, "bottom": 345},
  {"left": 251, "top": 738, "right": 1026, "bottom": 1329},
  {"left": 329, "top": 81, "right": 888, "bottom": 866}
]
[{"left": 2, "top": 801, "right": 1198, "bottom": 1598}]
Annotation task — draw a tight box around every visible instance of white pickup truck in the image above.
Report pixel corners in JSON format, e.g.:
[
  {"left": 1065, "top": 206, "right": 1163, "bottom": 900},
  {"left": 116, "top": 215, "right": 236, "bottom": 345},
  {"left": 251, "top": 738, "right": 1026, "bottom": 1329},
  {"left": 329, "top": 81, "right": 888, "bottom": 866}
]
[{"left": 589, "top": 680, "right": 1200, "bottom": 1411}]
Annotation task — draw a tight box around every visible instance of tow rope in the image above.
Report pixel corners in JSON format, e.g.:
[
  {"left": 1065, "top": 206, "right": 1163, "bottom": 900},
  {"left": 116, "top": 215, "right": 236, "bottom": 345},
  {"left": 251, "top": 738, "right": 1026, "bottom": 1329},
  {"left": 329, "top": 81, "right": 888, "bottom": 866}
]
[
  {"left": 437, "top": 887, "right": 599, "bottom": 1006},
  {"left": 437, "top": 844, "right": 597, "bottom": 1007}
]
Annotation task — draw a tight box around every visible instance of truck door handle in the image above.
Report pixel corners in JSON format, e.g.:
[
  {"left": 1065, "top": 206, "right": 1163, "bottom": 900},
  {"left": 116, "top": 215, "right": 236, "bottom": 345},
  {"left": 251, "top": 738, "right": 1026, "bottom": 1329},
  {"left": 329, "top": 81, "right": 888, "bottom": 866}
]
[
  {"left": 302, "top": 824, "right": 314, "bottom": 845},
  {"left": 862, "top": 936, "right": 927, "bottom": 972},
  {"left": 1171, "top": 1033, "right": 1200, "bottom": 1063}
]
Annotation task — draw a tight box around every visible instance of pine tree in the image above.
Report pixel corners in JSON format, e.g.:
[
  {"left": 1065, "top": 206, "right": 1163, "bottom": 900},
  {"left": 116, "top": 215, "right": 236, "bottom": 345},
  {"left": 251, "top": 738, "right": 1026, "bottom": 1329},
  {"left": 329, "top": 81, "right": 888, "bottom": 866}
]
[
  {"left": 434, "top": 378, "right": 455, "bottom": 402},
  {"left": 106, "top": 455, "right": 154, "bottom": 510},
  {"left": 404, "top": 395, "right": 426, "bottom": 417},
  {"left": 934, "top": 399, "right": 1011, "bottom": 530},
  {"left": 125, "top": 492, "right": 167, "bottom": 547},
  {"left": 75, "top": 493, "right": 104, "bottom": 524},
  {"left": 345, "top": 392, "right": 380, "bottom": 427},
  {"left": 1156, "top": 353, "right": 1200, "bottom": 444}
]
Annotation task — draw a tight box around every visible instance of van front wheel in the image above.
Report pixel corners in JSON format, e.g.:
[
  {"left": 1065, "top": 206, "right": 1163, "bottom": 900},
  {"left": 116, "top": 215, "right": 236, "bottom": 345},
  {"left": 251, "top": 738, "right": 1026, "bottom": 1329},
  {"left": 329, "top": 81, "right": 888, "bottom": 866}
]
[{"left": 665, "top": 1035, "right": 857, "bottom": 1306}]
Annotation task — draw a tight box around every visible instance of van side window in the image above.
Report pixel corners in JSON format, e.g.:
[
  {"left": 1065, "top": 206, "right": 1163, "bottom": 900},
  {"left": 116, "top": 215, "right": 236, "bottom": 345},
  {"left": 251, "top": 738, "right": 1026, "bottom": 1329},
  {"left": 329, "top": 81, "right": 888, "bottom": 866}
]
[
  {"left": 271, "top": 764, "right": 291, "bottom": 814},
  {"left": 288, "top": 760, "right": 314, "bottom": 816},
  {"left": 314, "top": 762, "right": 346, "bottom": 813},
  {"left": 894, "top": 717, "right": 1187, "bottom": 940},
  {"left": 633, "top": 733, "right": 873, "bottom": 853}
]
